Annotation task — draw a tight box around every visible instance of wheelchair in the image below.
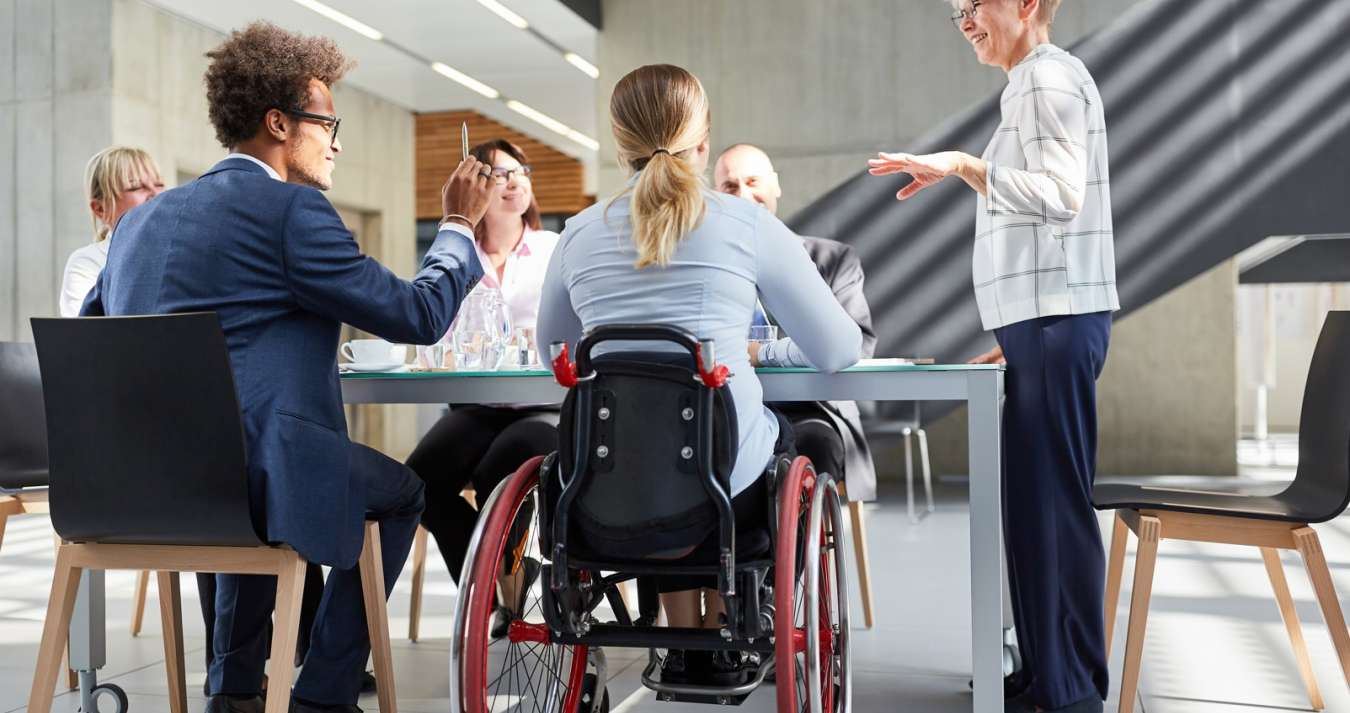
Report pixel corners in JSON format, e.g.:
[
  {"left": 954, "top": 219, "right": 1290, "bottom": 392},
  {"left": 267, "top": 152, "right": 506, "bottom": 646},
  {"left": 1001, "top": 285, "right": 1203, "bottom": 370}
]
[{"left": 450, "top": 325, "right": 851, "bottom": 712}]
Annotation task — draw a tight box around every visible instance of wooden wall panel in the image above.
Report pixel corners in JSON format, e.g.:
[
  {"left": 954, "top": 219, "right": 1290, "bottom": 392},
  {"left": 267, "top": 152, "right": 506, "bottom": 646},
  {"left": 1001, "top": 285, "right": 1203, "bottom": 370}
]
[{"left": 416, "top": 110, "right": 590, "bottom": 219}]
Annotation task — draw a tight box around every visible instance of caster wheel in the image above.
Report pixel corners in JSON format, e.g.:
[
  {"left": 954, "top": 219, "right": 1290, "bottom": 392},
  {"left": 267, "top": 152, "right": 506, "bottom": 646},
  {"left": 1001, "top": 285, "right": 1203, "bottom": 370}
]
[
  {"left": 83, "top": 683, "right": 129, "bottom": 713},
  {"left": 578, "top": 673, "right": 609, "bottom": 713}
]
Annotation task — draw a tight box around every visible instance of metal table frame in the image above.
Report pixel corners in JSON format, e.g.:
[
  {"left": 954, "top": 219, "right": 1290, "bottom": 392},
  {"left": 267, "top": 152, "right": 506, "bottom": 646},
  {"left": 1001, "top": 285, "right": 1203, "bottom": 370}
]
[{"left": 341, "top": 362, "right": 1006, "bottom": 712}]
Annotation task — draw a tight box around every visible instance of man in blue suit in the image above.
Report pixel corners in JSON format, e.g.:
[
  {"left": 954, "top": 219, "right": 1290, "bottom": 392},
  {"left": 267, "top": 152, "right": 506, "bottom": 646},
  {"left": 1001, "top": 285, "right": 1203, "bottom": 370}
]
[{"left": 82, "top": 22, "right": 499, "bottom": 713}]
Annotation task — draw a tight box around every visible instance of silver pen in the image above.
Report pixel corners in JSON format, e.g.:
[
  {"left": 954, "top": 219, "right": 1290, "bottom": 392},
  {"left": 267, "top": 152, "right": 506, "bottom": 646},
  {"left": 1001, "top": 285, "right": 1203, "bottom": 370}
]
[{"left": 461, "top": 122, "right": 469, "bottom": 162}]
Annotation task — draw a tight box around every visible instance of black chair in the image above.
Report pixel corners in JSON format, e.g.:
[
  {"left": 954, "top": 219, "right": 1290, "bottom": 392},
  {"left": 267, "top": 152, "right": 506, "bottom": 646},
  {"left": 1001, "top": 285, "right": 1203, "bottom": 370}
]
[
  {"left": 26, "top": 314, "right": 398, "bottom": 713},
  {"left": 0, "top": 340, "right": 51, "bottom": 542},
  {"left": 1095, "top": 310, "right": 1350, "bottom": 713}
]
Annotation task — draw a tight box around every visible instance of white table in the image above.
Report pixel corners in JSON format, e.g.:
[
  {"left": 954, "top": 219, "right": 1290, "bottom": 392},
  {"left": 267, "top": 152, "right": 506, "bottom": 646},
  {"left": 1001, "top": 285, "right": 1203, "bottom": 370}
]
[{"left": 341, "top": 361, "right": 1006, "bottom": 712}]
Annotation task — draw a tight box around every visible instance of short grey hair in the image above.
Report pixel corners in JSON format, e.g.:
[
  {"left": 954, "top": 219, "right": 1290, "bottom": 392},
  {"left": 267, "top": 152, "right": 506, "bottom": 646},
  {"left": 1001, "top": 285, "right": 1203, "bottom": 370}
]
[{"left": 946, "top": 0, "right": 1061, "bottom": 27}]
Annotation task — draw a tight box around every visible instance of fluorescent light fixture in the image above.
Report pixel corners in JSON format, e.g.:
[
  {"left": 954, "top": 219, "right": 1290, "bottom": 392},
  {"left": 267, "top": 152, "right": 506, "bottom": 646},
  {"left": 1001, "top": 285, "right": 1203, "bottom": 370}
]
[
  {"left": 506, "top": 100, "right": 599, "bottom": 152},
  {"left": 290, "top": 0, "right": 383, "bottom": 41},
  {"left": 507, "top": 100, "right": 571, "bottom": 136},
  {"left": 566, "top": 130, "right": 600, "bottom": 151},
  {"left": 477, "top": 0, "right": 529, "bottom": 29},
  {"left": 431, "top": 62, "right": 500, "bottom": 99},
  {"left": 563, "top": 52, "right": 599, "bottom": 79}
]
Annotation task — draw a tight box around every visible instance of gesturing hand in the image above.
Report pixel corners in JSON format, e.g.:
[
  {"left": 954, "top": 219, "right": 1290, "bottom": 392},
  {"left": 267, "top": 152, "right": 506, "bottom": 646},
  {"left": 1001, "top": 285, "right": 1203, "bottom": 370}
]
[
  {"left": 867, "top": 151, "right": 972, "bottom": 200},
  {"left": 441, "top": 157, "right": 504, "bottom": 229},
  {"left": 967, "top": 345, "right": 1005, "bottom": 365}
]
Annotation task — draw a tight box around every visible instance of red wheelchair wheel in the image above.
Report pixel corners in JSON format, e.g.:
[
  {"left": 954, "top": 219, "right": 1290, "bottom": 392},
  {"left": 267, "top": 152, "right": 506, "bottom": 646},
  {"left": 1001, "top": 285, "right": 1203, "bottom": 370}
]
[
  {"left": 774, "top": 457, "right": 851, "bottom": 712},
  {"left": 454, "top": 456, "right": 591, "bottom": 713}
]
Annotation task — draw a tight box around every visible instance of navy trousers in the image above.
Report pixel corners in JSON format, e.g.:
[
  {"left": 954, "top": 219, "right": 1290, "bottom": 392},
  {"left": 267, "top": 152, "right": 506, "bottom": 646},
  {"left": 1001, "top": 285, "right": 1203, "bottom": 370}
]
[
  {"left": 209, "top": 442, "right": 425, "bottom": 705},
  {"left": 994, "top": 312, "right": 1111, "bottom": 709}
]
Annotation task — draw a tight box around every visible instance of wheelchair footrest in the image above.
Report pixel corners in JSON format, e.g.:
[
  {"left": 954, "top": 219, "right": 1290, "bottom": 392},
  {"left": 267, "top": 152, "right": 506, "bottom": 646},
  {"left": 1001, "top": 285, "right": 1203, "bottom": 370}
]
[
  {"left": 655, "top": 689, "right": 753, "bottom": 706},
  {"left": 642, "top": 653, "right": 772, "bottom": 706}
]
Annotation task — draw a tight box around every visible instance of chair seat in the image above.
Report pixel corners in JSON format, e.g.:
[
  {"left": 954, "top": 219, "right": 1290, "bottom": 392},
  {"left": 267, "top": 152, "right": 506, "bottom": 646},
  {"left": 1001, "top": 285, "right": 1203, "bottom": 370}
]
[
  {"left": 1092, "top": 482, "right": 1327, "bottom": 524},
  {"left": 0, "top": 468, "right": 49, "bottom": 491}
]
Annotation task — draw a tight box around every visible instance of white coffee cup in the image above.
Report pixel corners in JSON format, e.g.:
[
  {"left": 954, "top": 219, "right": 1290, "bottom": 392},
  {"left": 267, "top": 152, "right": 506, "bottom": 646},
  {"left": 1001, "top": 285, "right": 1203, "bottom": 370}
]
[{"left": 341, "top": 339, "right": 406, "bottom": 365}]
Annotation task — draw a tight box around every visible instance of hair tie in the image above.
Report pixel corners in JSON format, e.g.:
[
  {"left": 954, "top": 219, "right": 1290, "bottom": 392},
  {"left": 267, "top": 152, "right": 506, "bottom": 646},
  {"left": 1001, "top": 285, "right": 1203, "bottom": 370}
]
[{"left": 649, "top": 148, "right": 671, "bottom": 159}]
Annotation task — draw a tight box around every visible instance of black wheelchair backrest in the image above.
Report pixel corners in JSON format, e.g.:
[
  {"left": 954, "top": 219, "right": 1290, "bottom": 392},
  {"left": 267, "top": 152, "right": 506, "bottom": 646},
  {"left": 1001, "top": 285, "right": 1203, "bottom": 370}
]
[{"left": 548, "top": 325, "right": 738, "bottom": 562}]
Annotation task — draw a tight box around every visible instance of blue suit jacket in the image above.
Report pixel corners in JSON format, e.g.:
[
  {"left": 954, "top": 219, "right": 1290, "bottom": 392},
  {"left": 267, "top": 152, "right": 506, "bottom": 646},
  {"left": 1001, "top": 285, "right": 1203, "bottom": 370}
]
[{"left": 82, "top": 157, "right": 483, "bottom": 568}]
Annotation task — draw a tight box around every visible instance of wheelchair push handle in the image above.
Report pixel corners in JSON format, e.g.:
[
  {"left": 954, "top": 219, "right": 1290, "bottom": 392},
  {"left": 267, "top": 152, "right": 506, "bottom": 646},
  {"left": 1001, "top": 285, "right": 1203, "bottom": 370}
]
[{"left": 549, "top": 325, "right": 731, "bottom": 389}]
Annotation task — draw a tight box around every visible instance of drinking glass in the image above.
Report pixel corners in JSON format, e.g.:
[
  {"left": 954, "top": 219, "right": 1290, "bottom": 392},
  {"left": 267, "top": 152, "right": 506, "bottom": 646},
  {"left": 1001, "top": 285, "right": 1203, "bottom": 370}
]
[
  {"left": 452, "top": 288, "right": 505, "bottom": 370},
  {"left": 748, "top": 324, "right": 779, "bottom": 345}
]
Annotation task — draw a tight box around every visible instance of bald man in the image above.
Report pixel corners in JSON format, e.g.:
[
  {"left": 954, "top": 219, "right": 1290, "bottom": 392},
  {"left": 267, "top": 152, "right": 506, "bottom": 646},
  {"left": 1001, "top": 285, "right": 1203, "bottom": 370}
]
[{"left": 714, "top": 144, "right": 879, "bottom": 502}]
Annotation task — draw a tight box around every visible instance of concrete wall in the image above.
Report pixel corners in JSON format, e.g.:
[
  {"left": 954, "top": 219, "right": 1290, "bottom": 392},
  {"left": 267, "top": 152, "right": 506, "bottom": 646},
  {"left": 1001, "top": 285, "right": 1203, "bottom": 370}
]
[
  {"left": 0, "top": 0, "right": 116, "bottom": 342},
  {"left": 598, "top": 0, "right": 1241, "bottom": 477}
]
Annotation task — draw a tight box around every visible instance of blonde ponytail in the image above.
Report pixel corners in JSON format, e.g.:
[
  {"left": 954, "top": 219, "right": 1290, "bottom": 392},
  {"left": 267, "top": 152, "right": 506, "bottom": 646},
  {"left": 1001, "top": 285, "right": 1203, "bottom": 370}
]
[{"left": 608, "top": 64, "right": 712, "bottom": 268}]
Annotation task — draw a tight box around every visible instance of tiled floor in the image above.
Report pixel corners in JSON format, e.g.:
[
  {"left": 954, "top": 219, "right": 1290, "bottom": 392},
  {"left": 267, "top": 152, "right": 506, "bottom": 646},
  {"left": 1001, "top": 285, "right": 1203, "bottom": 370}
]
[{"left": 3, "top": 459, "right": 1349, "bottom": 713}]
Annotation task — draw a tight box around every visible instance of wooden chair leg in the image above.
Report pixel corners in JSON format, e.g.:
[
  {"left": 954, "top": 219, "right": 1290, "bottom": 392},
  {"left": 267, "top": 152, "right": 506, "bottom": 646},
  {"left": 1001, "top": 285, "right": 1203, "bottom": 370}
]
[
  {"left": 131, "top": 569, "right": 151, "bottom": 636},
  {"left": 158, "top": 571, "right": 188, "bottom": 713},
  {"left": 27, "top": 544, "right": 84, "bottom": 713},
  {"left": 360, "top": 522, "right": 397, "bottom": 713},
  {"left": 1261, "top": 547, "right": 1323, "bottom": 710},
  {"left": 917, "top": 428, "right": 934, "bottom": 513},
  {"left": 1294, "top": 527, "right": 1350, "bottom": 688},
  {"left": 46, "top": 532, "right": 78, "bottom": 690},
  {"left": 264, "top": 553, "right": 308, "bottom": 713},
  {"left": 408, "top": 526, "right": 428, "bottom": 642},
  {"left": 1117, "top": 514, "right": 1161, "bottom": 713},
  {"left": 1103, "top": 512, "right": 1128, "bottom": 658},
  {"left": 847, "top": 499, "right": 875, "bottom": 629},
  {"left": 903, "top": 428, "right": 916, "bottom": 523}
]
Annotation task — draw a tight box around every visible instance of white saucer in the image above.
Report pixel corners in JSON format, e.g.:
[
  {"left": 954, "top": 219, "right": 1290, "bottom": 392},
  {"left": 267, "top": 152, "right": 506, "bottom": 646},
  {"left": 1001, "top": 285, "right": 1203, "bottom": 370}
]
[{"left": 343, "top": 361, "right": 406, "bottom": 373}]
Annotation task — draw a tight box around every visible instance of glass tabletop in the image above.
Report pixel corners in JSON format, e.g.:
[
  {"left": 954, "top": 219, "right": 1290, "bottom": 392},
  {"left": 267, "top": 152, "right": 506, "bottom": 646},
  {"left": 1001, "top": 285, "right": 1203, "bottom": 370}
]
[{"left": 340, "top": 358, "right": 1002, "bottom": 379}]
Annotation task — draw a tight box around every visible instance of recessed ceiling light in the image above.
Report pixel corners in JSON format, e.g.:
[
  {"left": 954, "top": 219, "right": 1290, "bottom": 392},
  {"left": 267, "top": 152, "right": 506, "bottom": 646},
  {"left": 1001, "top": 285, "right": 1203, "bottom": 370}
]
[
  {"left": 431, "top": 62, "right": 500, "bottom": 99},
  {"left": 290, "top": 0, "right": 383, "bottom": 41},
  {"left": 563, "top": 52, "right": 599, "bottom": 79},
  {"left": 476, "top": 0, "right": 529, "bottom": 30}
]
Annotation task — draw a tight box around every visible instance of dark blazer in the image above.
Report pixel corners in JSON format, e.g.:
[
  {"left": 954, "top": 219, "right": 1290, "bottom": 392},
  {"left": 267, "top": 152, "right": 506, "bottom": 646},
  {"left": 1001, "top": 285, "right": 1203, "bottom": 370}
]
[
  {"left": 82, "top": 157, "right": 482, "bottom": 568},
  {"left": 776, "top": 236, "right": 879, "bottom": 501}
]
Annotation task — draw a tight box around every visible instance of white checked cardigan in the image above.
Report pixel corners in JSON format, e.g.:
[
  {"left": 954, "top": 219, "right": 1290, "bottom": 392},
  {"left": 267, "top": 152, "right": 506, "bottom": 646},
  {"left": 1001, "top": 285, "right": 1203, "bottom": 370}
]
[{"left": 973, "top": 43, "right": 1120, "bottom": 331}]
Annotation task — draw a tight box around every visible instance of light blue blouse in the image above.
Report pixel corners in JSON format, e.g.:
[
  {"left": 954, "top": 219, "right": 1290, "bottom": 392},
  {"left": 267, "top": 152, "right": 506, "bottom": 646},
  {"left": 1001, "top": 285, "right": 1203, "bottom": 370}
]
[{"left": 535, "top": 186, "right": 862, "bottom": 495}]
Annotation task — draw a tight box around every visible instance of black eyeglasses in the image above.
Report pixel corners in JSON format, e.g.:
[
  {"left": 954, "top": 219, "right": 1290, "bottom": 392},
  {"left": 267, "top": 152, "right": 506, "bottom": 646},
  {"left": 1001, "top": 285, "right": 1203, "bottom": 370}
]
[
  {"left": 283, "top": 108, "right": 341, "bottom": 144},
  {"left": 488, "top": 165, "right": 532, "bottom": 184},
  {"left": 950, "top": 0, "right": 981, "bottom": 27}
]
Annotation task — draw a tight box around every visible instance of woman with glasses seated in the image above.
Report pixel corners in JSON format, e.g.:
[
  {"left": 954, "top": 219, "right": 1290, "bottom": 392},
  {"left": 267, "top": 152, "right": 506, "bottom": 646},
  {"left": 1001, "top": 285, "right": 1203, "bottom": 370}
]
[
  {"left": 407, "top": 139, "right": 560, "bottom": 631},
  {"left": 535, "top": 63, "right": 861, "bottom": 682}
]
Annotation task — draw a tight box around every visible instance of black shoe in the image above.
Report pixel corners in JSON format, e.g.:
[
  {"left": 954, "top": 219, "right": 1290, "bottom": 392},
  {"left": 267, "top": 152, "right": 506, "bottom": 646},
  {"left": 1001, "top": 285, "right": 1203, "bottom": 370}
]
[
  {"left": 707, "top": 650, "right": 752, "bottom": 686},
  {"left": 660, "top": 649, "right": 692, "bottom": 684},
  {"left": 204, "top": 695, "right": 264, "bottom": 713},
  {"left": 290, "top": 697, "right": 363, "bottom": 713},
  {"left": 490, "top": 557, "right": 541, "bottom": 640},
  {"left": 968, "top": 669, "right": 1031, "bottom": 700},
  {"left": 359, "top": 670, "right": 377, "bottom": 694}
]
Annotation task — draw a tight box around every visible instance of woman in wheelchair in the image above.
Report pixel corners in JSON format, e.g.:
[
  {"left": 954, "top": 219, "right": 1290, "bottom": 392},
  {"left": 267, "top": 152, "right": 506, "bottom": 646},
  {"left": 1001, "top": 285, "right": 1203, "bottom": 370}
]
[{"left": 451, "top": 64, "right": 861, "bottom": 713}]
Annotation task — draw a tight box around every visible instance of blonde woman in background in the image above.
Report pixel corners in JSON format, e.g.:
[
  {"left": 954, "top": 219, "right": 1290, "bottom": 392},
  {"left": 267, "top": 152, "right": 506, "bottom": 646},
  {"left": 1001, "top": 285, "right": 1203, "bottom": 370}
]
[
  {"left": 535, "top": 63, "right": 861, "bottom": 683},
  {"left": 59, "top": 147, "right": 165, "bottom": 317}
]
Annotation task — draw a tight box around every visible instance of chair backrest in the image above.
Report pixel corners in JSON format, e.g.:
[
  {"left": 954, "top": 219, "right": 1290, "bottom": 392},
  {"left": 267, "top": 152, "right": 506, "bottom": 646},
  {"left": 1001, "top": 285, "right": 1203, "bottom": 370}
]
[
  {"left": 548, "top": 325, "right": 738, "bottom": 561},
  {"left": 30, "top": 313, "right": 265, "bottom": 546},
  {"left": 0, "top": 342, "right": 49, "bottom": 490},
  {"left": 1283, "top": 310, "right": 1350, "bottom": 523}
]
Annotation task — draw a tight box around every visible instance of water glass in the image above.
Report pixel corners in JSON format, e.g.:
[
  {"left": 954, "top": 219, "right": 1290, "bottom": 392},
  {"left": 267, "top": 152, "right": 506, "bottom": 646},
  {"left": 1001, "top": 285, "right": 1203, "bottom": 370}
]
[{"left": 748, "top": 325, "right": 779, "bottom": 345}]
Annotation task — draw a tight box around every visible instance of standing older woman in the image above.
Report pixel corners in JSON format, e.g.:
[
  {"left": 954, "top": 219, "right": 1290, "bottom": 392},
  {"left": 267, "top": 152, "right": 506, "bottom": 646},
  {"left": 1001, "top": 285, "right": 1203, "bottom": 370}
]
[
  {"left": 868, "top": 2, "right": 1117, "bottom": 712},
  {"left": 60, "top": 147, "right": 165, "bottom": 317},
  {"left": 407, "top": 139, "right": 561, "bottom": 599}
]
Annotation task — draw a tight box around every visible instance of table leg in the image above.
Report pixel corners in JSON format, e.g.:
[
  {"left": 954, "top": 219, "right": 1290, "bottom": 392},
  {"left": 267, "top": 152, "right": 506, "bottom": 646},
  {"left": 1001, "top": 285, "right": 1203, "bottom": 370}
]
[{"left": 967, "top": 370, "right": 1004, "bottom": 713}]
